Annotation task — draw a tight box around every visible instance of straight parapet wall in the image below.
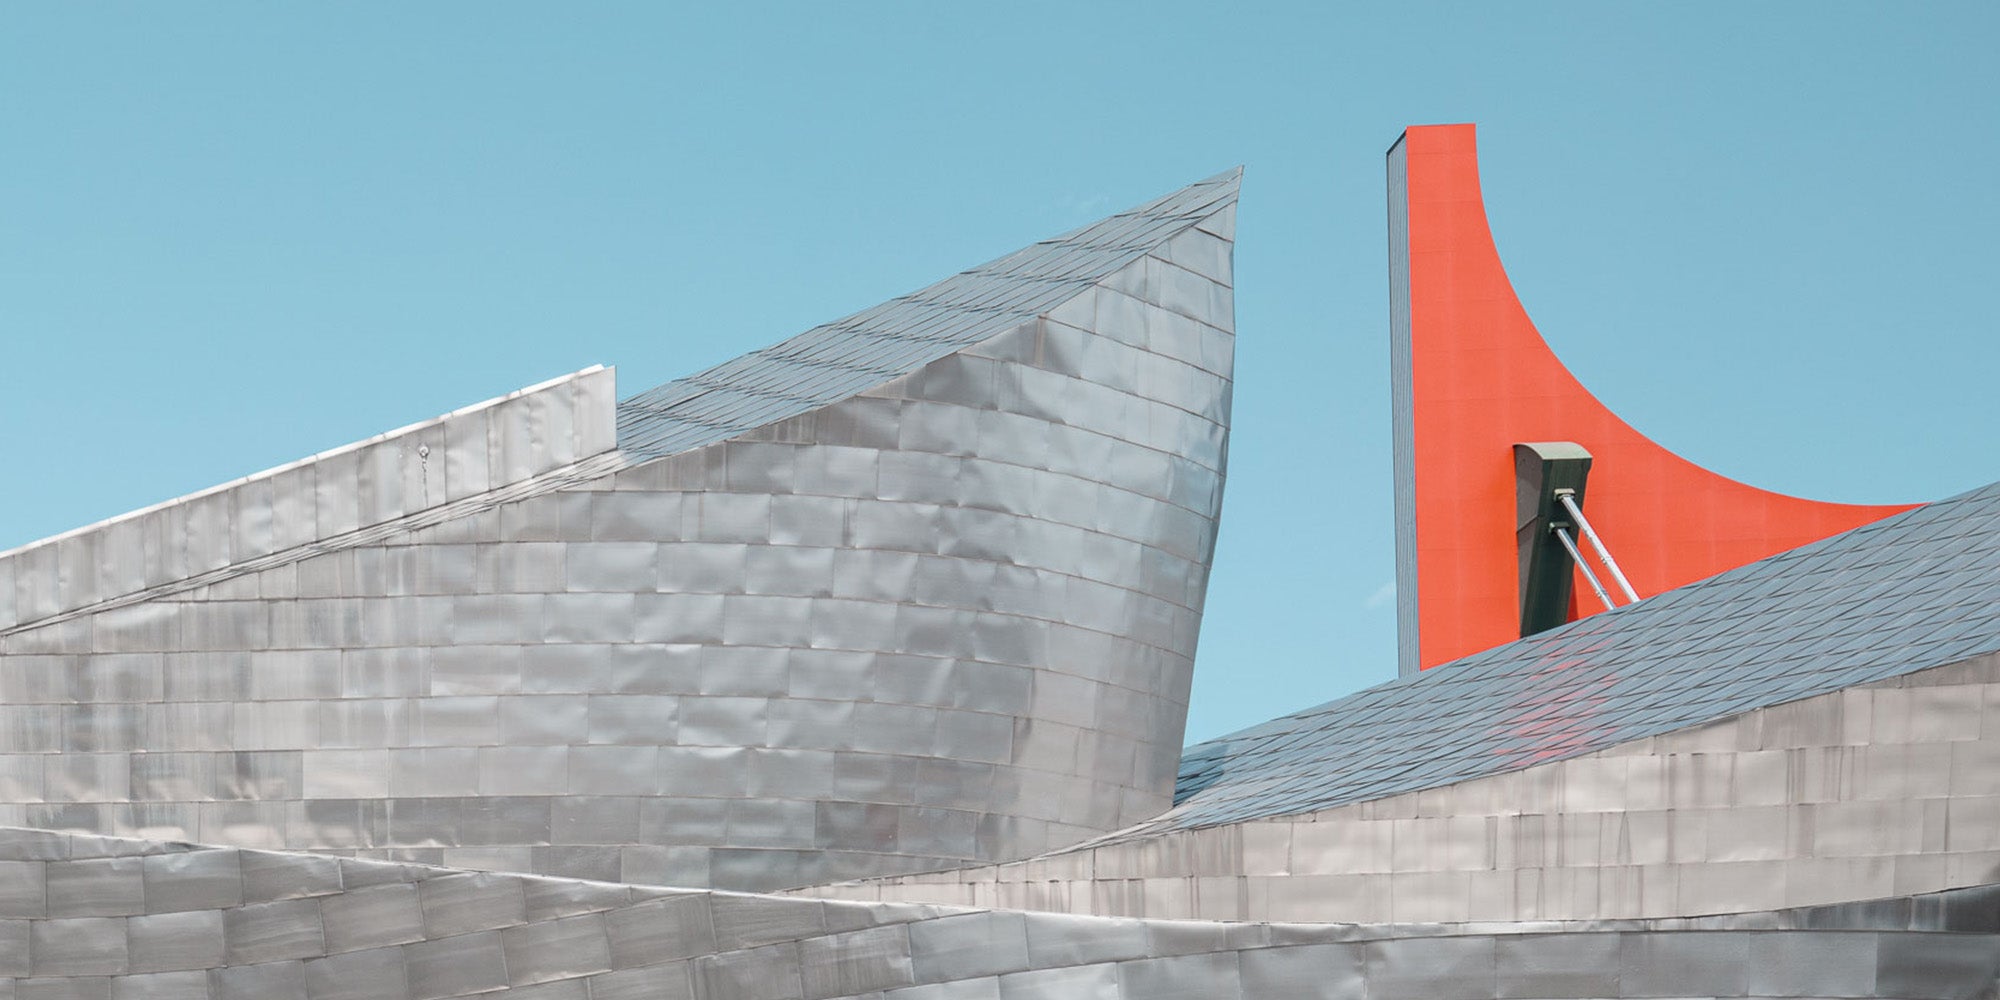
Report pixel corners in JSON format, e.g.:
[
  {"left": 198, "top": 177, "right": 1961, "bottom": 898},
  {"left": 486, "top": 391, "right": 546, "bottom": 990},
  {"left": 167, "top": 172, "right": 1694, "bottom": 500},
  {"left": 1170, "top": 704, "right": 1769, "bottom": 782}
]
[
  {"left": 804, "top": 652, "right": 2000, "bottom": 922},
  {"left": 0, "top": 366, "right": 619, "bottom": 632}
]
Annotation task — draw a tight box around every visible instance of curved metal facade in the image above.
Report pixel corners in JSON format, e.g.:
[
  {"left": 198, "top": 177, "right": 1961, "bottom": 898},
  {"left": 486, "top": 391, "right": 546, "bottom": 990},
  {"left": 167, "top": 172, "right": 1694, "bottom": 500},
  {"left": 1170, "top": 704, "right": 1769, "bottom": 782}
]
[{"left": 0, "top": 173, "right": 1238, "bottom": 892}]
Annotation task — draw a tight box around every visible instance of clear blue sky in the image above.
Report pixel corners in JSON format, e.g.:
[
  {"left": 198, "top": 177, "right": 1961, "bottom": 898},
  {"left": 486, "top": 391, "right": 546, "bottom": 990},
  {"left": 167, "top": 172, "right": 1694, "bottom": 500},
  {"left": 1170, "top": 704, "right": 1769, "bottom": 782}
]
[{"left": 3, "top": 4, "right": 1995, "bottom": 743}]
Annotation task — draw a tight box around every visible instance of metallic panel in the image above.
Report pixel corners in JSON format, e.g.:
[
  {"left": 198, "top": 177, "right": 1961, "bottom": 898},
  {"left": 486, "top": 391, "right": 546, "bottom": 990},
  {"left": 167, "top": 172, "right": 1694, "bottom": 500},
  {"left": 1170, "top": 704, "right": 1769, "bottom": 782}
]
[
  {"left": 318, "top": 882, "right": 425, "bottom": 953},
  {"left": 126, "top": 909, "right": 227, "bottom": 973},
  {"left": 45, "top": 857, "right": 144, "bottom": 918},
  {"left": 210, "top": 960, "right": 311, "bottom": 1000},
  {"left": 403, "top": 930, "right": 509, "bottom": 1000},
  {"left": 302, "top": 945, "right": 411, "bottom": 1000},
  {"left": 502, "top": 912, "right": 614, "bottom": 985},
  {"left": 225, "top": 898, "right": 326, "bottom": 964}
]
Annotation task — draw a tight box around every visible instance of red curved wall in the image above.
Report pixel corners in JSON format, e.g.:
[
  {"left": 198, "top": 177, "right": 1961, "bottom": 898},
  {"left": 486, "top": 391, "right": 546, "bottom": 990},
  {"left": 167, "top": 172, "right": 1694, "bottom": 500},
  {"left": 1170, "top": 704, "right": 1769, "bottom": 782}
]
[{"left": 1396, "top": 123, "right": 1917, "bottom": 671}]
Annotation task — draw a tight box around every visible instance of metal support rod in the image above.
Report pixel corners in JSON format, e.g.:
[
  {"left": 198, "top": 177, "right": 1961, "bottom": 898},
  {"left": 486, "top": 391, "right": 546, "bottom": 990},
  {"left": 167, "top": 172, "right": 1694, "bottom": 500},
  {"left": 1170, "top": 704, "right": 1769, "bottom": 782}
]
[
  {"left": 1557, "top": 492, "right": 1640, "bottom": 604},
  {"left": 1551, "top": 526, "right": 1616, "bottom": 611}
]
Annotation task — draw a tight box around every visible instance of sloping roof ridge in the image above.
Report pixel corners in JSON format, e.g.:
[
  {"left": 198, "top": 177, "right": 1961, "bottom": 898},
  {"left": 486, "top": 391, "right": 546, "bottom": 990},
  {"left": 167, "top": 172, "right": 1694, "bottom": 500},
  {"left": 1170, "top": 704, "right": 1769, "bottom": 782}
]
[
  {"left": 1210, "top": 482, "right": 1979, "bottom": 746},
  {"left": 1, "top": 451, "right": 629, "bottom": 639},
  {"left": 1163, "top": 476, "right": 2000, "bottom": 828},
  {"left": 615, "top": 171, "right": 1240, "bottom": 460},
  {"left": 0, "top": 366, "right": 620, "bottom": 636}
]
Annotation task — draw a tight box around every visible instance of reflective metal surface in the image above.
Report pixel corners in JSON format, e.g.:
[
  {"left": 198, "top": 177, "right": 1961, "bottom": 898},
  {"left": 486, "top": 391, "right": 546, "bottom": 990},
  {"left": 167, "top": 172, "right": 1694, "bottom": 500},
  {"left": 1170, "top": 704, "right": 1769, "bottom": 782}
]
[
  {"left": 0, "top": 367, "right": 622, "bottom": 635},
  {"left": 814, "top": 650, "right": 2000, "bottom": 930},
  {"left": 0, "top": 172, "right": 1239, "bottom": 892},
  {"left": 1168, "top": 480, "right": 2000, "bottom": 829},
  {"left": 3, "top": 828, "right": 1997, "bottom": 999}
]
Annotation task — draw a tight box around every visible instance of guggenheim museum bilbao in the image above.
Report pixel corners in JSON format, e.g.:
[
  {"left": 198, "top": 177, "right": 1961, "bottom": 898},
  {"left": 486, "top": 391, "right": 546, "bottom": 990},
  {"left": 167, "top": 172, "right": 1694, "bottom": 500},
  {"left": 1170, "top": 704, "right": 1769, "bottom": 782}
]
[{"left": 1, "top": 125, "right": 1996, "bottom": 998}]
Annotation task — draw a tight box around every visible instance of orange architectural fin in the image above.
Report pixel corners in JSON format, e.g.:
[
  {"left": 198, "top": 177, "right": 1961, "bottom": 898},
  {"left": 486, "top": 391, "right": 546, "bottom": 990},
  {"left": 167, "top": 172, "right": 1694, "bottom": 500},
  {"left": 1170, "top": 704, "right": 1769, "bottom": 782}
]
[{"left": 1387, "top": 124, "right": 1918, "bottom": 674}]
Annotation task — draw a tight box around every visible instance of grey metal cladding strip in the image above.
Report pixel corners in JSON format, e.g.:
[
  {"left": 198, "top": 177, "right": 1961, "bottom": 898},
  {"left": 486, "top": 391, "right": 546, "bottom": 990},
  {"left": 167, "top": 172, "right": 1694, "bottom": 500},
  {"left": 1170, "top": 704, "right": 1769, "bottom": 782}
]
[
  {"left": 0, "top": 366, "right": 619, "bottom": 634},
  {"left": 1164, "top": 478, "right": 2000, "bottom": 831},
  {"left": 12, "top": 826, "right": 2000, "bottom": 997},
  {"left": 616, "top": 169, "right": 1242, "bottom": 461},
  {"left": 0, "top": 451, "right": 629, "bottom": 640}
]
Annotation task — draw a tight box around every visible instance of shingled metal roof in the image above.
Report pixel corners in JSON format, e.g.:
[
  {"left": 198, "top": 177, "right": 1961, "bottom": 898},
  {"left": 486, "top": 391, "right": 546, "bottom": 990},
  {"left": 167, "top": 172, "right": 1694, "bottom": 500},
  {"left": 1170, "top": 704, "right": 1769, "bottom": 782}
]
[
  {"left": 615, "top": 169, "right": 1241, "bottom": 459},
  {"left": 1165, "top": 479, "right": 2000, "bottom": 830}
]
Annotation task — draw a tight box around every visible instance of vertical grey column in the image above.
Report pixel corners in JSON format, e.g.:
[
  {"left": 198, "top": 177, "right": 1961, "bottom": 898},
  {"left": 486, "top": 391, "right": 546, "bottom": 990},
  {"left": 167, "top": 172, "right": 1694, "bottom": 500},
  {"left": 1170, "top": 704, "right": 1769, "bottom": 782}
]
[{"left": 1386, "top": 133, "right": 1421, "bottom": 677}]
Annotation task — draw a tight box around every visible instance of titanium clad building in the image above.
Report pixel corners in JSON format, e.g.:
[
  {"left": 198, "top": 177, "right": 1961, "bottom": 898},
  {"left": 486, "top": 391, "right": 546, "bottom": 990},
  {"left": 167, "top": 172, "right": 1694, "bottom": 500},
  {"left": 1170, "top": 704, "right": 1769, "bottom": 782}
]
[
  {"left": 0, "top": 170, "right": 1241, "bottom": 893},
  {"left": 2, "top": 141, "right": 1998, "bottom": 998}
]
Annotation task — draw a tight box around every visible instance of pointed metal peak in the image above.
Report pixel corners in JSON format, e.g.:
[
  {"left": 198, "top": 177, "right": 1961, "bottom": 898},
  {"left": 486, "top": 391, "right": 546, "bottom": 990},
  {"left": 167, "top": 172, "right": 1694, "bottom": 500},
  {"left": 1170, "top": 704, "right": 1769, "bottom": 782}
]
[{"left": 618, "top": 169, "right": 1242, "bottom": 460}]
